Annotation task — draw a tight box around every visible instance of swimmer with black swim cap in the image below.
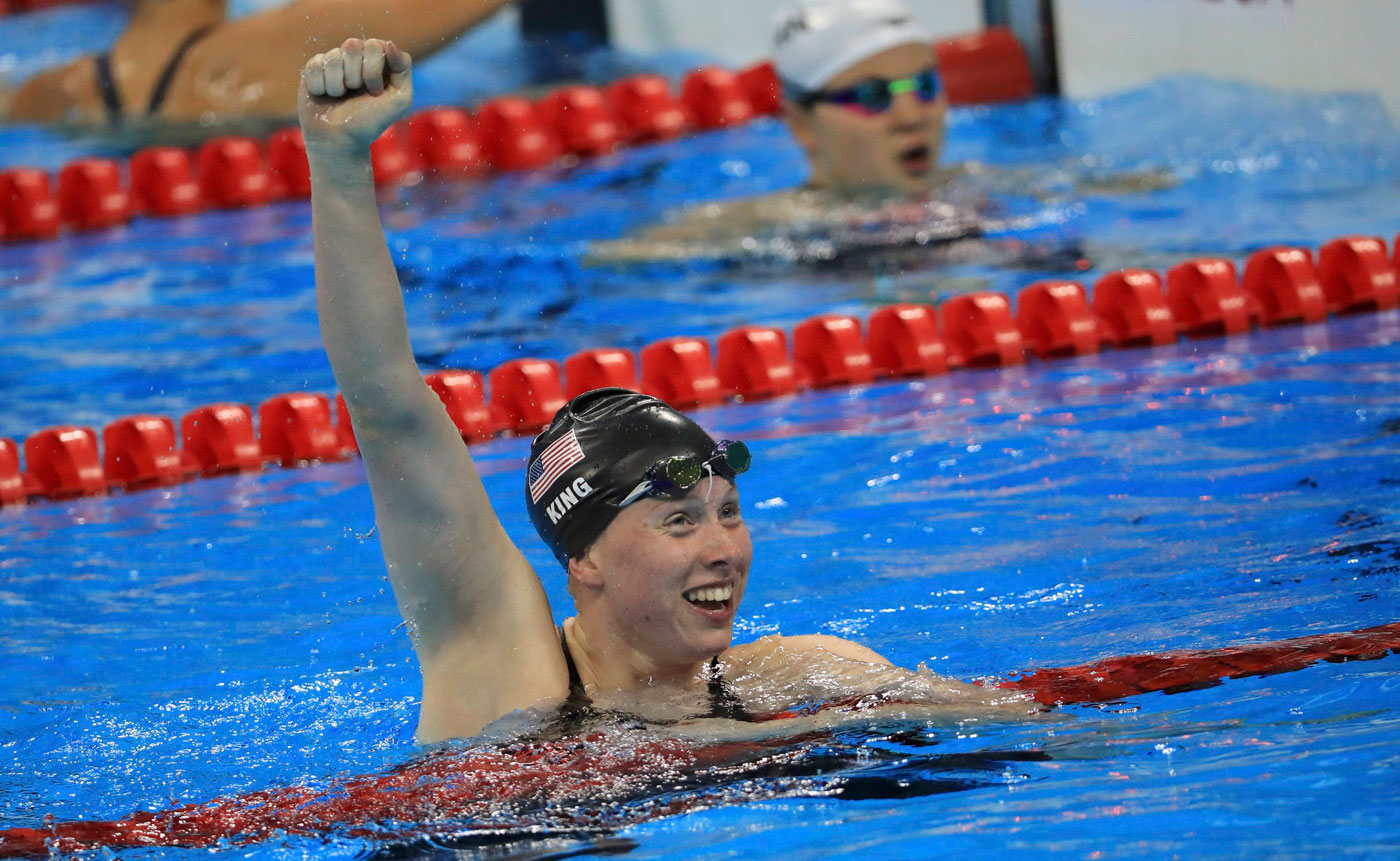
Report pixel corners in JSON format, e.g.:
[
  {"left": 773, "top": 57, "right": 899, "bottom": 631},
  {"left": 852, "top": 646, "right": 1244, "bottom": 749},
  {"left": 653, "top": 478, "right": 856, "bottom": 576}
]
[{"left": 301, "top": 36, "right": 1030, "bottom": 745}]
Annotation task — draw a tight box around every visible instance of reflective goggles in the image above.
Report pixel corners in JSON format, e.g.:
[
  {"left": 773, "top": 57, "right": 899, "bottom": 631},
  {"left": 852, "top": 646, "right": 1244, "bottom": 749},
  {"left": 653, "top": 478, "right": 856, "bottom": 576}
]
[
  {"left": 801, "top": 67, "right": 941, "bottom": 116},
  {"left": 618, "top": 440, "right": 751, "bottom": 508}
]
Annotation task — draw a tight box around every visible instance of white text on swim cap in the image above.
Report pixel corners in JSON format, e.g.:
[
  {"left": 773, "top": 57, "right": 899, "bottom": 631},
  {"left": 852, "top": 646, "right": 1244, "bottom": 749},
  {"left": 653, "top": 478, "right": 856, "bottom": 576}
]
[{"left": 546, "top": 477, "right": 594, "bottom": 524}]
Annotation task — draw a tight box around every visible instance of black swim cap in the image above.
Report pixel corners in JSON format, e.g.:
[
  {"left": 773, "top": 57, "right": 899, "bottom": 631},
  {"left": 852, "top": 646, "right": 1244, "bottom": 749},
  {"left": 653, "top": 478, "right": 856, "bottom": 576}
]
[{"left": 525, "top": 388, "right": 729, "bottom": 567}]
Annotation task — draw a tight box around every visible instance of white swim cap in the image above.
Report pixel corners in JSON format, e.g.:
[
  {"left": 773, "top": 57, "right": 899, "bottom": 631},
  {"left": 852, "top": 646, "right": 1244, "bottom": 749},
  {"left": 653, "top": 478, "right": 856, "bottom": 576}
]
[{"left": 772, "top": 0, "right": 934, "bottom": 92}]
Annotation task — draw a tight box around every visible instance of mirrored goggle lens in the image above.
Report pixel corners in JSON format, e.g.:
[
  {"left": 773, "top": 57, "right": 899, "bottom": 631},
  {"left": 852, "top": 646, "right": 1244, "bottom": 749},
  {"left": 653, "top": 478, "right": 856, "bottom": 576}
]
[
  {"left": 658, "top": 455, "right": 704, "bottom": 492},
  {"left": 851, "top": 80, "right": 894, "bottom": 112},
  {"left": 913, "top": 69, "right": 941, "bottom": 102},
  {"left": 719, "top": 440, "right": 751, "bottom": 475}
]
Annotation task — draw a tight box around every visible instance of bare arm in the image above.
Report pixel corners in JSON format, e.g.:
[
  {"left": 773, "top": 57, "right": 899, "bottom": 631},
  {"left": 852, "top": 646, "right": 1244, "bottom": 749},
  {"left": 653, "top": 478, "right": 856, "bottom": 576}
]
[
  {"left": 300, "top": 39, "right": 566, "bottom": 742},
  {"left": 275, "top": 0, "right": 517, "bottom": 59},
  {"left": 725, "top": 634, "right": 1035, "bottom": 718},
  {"left": 163, "top": 1, "right": 516, "bottom": 121}
]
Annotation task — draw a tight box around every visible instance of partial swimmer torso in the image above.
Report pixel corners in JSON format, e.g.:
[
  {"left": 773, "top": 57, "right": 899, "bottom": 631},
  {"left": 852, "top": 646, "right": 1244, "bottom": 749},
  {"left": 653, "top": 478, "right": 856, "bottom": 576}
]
[
  {"left": 584, "top": 184, "right": 985, "bottom": 268},
  {"left": 518, "top": 623, "right": 1034, "bottom": 744}
]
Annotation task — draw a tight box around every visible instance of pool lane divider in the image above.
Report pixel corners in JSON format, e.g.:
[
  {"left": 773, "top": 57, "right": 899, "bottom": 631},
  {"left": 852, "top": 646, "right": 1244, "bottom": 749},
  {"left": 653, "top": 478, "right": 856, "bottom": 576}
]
[
  {"left": 1, "top": 233, "right": 1396, "bottom": 507},
  {"left": 0, "top": 620, "right": 1396, "bottom": 858},
  {"left": 0, "top": 28, "right": 1031, "bottom": 240}
]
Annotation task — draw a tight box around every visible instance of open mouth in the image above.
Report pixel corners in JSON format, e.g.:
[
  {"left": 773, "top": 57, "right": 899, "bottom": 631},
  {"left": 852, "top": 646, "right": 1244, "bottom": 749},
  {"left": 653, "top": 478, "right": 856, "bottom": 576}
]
[
  {"left": 683, "top": 584, "right": 733, "bottom": 613},
  {"left": 898, "top": 144, "right": 932, "bottom": 175}
]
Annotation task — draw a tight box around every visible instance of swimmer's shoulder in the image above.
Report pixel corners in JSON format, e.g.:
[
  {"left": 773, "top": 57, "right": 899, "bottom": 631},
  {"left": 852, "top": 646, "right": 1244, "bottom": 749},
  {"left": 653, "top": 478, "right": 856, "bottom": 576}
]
[{"left": 723, "top": 633, "right": 892, "bottom": 670}]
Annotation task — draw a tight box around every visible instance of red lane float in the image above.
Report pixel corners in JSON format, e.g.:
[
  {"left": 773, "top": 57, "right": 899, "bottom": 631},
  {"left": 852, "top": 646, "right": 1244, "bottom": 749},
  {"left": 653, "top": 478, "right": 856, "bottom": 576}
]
[
  {"left": 681, "top": 67, "right": 755, "bottom": 130},
  {"left": 180, "top": 404, "right": 265, "bottom": 475},
  {"left": 605, "top": 75, "right": 691, "bottom": 143},
  {"left": 1165, "top": 258, "right": 1254, "bottom": 338},
  {"left": 867, "top": 304, "right": 948, "bottom": 377},
  {"left": 57, "top": 158, "right": 131, "bottom": 232},
  {"left": 1315, "top": 235, "right": 1399, "bottom": 315},
  {"left": 933, "top": 27, "right": 1034, "bottom": 105},
  {"left": 23, "top": 426, "right": 105, "bottom": 499},
  {"left": 641, "top": 336, "right": 724, "bottom": 408},
  {"left": 0, "top": 168, "right": 61, "bottom": 241},
  {"left": 102, "top": 415, "right": 190, "bottom": 489},
  {"left": 563, "top": 348, "right": 639, "bottom": 398},
  {"left": 407, "top": 107, "right": 487, "bottom": 175},
  {"left": 737, "top": 61, "right": 783, "bottom": 116},
  {"left": 0, "top": 439, "right": 30, "bottom": 505},
  {"left": 475, "top": 98, "right": 562, "bottom": 172},
  {"left": 793, "top": 314, "right": 877, "bottom": 387},
  {"left": 3, "top": 621, "right": 1395, "bottom": 858},
  {"left": 258, "top": 393, "right": 348, "bottom": 465},
  {"left": 1092, "top": 269, "right": 1176, "bottom": 348},
  {"left": 198, "top": 137, "right": 276, "bottom": 209},
  {"left": 488, "top": 358, "right": 565, "bottom": 433},
  {"left": 717, "top": 325, "right": 799, "bottom": 400},
  {"left": 941, "top": 292, "right": 1024, "bottom": 367},
  {"left": 1241, "top": 246, "right": 1328, "bottom": 326},
  {"left": 130, "top": 146, "right": 204, "bottom": 216},
  {"left": 537, "top": 86, "right": 625, "bottom": 158},
  {"left": 1016, "top": 280, "right": 1102, "bottom": 359}
]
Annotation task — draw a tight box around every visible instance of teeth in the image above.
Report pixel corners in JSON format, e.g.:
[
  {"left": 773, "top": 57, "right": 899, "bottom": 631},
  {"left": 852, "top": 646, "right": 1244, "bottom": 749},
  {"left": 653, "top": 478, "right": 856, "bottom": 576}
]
[{"left": 684, "top": 585, "right": 733, "bottom": 604}]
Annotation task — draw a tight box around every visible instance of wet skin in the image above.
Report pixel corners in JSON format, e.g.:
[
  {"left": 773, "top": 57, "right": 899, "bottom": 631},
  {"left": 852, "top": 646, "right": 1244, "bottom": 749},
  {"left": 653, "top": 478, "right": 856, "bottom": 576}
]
[
  {"left": 786, "top": 42, "right": 949, "bottom": 197},
  {"left": 567, "top": 479, "right": 751, "bottom": 689}
]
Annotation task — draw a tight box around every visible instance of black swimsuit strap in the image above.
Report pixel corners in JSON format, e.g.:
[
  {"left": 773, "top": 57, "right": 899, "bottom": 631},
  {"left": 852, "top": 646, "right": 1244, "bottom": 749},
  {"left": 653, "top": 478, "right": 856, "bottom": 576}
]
[
  {"left": 706, "top": 658, "right": 753, "bottom": 721},
  {"left": 93, "top": 52, "right": 123, "bottom": 125},
  {"left": 558, "top": 626, "right": 592, "bottom": 712},
  {"left": 145, "top": 24, "right": 215, "bottom": 116}
]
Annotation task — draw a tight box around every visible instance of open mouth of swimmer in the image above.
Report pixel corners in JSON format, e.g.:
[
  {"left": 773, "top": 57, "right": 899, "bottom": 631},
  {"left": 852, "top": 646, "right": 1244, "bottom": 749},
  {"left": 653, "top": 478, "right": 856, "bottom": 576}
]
[
  {"left": 898, "top": 143, "right": 931, "bottom": 174},
  {"left": 683, "top": 584, "right": 734, "bottom": 612}
]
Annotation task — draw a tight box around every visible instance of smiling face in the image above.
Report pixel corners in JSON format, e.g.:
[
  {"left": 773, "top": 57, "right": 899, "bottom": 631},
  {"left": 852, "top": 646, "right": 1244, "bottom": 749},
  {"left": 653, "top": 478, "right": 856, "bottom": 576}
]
[
  {"left": 569, "top": 478, "right": 751, "bottom": 677},
  {"left": 786, "top": 41, "right": 947, "bottom": 197}
]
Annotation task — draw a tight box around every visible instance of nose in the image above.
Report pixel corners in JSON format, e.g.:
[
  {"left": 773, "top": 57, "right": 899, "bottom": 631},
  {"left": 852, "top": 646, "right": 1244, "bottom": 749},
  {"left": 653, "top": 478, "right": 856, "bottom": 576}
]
[
  {"left": 887, "top": 90, "right": 930, "bottom": 131},
  {"left": 699, "top": 519, "right": 748, "bottom": 571}
]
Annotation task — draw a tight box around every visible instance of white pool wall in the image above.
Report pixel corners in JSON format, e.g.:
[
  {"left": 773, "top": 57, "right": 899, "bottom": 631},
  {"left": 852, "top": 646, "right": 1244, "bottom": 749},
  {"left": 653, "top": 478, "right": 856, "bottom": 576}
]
[
  {"left": 601, "top": 0, "right": 1400, "bottom": 122},
  {"left": 1054, "top": 0, "right": 1400, "bottom": 122}
]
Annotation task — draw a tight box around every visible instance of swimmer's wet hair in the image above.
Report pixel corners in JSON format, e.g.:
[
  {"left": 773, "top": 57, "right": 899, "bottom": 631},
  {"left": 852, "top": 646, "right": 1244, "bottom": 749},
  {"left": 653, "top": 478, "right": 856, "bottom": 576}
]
[{"left": 525, "top": 389, "right": 727, "bottom": 568}]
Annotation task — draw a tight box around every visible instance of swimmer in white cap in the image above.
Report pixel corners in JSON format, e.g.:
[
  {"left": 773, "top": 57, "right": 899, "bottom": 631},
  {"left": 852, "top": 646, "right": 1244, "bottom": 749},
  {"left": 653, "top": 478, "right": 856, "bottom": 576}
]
[
  {"left": 774, "top": 0, "right": 947, "bottom": 197},
  {"left": 587, "top": 0, "right": 965, "bottom": 265},
  {"left": 299, "top": 36, "right": 1031, "bottom": 744}
]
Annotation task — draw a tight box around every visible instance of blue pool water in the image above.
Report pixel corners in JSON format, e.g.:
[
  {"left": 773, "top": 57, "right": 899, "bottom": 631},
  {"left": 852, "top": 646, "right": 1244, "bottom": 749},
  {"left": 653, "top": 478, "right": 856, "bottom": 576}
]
[{"left": 4, "top": 4, "right": 1400, "bottom": 858}]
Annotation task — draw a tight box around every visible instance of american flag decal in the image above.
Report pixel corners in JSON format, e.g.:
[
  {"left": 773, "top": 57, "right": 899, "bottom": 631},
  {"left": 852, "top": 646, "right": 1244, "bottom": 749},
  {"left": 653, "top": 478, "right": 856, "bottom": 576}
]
[{"left": 528, "top": 430, "right": 585, "bottom": 504}]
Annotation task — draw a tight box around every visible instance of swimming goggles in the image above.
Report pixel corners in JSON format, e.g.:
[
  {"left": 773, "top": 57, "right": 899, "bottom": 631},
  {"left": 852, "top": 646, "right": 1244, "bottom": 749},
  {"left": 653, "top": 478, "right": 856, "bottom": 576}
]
[
  {"left": 618, "top": 440, "right": 751, "bottom": 508},
  {"left": 800, "top": 68, "right": 942, "bottom": 116}
]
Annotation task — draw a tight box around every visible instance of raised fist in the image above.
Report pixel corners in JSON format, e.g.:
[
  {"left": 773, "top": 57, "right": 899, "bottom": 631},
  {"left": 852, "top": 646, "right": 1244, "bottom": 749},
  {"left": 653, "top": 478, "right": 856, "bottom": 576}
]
[{"left": 298, "top": 37, "right": 412, "bottom": 155}]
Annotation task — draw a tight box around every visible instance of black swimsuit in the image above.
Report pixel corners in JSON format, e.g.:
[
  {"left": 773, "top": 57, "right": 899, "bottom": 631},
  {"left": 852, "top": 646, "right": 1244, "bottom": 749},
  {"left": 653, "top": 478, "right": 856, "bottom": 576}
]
[
  {"left": 93, "top": 25, "right": 214, "bottom": 125},
  {"left": 558, "top": 627, "right": 752, "bottom": 723}
]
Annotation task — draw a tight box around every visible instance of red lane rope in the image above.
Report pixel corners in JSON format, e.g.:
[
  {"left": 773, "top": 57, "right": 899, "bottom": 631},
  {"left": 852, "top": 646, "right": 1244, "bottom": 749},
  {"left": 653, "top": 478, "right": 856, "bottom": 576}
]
[
  {"left": 997, "top": 620, "right": 1400, "bottom": 706},
  {"left": 2, "top": 234, "right": 1396, "bottom": 507},
  {"left": 0, "top": 29, "right": 1028, "bottom": 239},
  {"left": 2, "top": 621, "right": 1395, "bottom": 857}
]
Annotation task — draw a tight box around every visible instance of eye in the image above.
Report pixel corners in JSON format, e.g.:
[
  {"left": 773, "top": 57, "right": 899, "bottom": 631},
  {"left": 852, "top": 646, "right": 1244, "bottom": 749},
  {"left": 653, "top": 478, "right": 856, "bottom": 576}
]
[
  {"left": 664, "top": 511, "right": 695, "bottom": 528},
  {"left": 852, "top": 80, "right": 891, "bottom": 111},
  {"left": 720, "top": 502, "right": 742, "bottom": 520}
]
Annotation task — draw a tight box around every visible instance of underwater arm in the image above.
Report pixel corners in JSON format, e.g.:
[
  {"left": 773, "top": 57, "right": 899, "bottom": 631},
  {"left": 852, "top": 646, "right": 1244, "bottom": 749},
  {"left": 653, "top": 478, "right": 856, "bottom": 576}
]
[{"left": 301, "top": 39, "right": 566, "bottom": 741}]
